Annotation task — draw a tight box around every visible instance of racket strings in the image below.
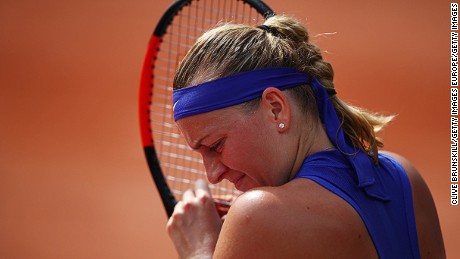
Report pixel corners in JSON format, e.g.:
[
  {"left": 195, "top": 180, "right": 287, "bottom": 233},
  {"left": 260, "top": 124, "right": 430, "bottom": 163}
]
[{"left": 150, "top": 0, "right": 266, "bottom": 201}]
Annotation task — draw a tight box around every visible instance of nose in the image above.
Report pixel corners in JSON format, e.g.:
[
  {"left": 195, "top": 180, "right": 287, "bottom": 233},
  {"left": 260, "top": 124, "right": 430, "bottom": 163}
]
[{"left": 201, "top": 150, "right": 226, "bottom": 184}]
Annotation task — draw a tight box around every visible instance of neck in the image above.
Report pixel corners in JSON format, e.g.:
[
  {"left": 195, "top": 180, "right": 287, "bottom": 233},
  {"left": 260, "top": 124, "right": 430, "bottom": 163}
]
[{"left": 288, "top": 118, "right": 334, "bottom": 180}]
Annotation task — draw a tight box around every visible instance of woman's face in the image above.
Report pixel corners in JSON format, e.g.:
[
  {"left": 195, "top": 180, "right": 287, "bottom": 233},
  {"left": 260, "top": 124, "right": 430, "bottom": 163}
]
[{"left": 176, "top": 105, "right": 288, "bottom": 192}]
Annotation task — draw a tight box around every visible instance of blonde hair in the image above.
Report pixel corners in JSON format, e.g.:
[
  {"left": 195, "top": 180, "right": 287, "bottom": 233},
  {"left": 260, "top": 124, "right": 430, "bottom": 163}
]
[{"left": 174, "top": 15, "right": 394, "bottom": 163}]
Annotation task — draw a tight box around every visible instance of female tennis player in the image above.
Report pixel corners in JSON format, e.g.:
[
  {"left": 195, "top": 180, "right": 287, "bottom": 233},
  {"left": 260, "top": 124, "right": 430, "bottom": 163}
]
[{"left": 166, "top": 15, "right": 445, "bottom": 258}]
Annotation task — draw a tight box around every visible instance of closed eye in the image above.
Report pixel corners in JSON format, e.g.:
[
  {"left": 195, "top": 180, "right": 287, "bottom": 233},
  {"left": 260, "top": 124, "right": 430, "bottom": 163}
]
[{"left": 209, "top": 138, "right": 224, "bottom": 152}]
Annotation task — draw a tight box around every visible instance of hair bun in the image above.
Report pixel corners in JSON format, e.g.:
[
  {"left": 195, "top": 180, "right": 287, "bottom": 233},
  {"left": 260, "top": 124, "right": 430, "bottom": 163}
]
[
  {"left": 257, "top": 25, "right": 281, "bottom": 37},
  {"left": 263, "top": 15, "right": 310, "bottom": 43}
]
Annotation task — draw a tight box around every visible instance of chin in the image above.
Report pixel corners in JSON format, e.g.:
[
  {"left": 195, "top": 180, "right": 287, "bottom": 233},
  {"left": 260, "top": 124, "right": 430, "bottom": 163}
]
[
  {"left": 235, "top": 185, "right": 249, "bottom": 192},
  {"left": 234, "top": 177, "right": 259, "bottom": 192}
]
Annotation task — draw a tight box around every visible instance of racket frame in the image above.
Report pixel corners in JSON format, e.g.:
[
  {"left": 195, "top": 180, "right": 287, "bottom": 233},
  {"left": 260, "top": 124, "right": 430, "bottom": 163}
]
[{"left": 139, "top": 0, "right": 274, "bottom": 218}]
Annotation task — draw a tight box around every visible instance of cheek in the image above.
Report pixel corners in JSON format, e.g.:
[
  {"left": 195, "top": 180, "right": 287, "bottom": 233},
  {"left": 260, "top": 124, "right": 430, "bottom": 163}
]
[
  {"left": 222, "top": 139, "right": 255, "bottom": 169},
  {"left": 223, "top": 128, "right": 274, "bottom": 179}
]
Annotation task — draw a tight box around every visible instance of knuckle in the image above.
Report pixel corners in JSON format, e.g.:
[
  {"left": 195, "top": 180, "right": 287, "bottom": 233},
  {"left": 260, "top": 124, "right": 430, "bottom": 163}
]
[
  {"left": 166, "top": 219, "right": 177, "bottom": 235},
  {"left": 171, "top": 211, "right": 183, "bottom": 221},
  {"left": 183, "top": 201, "right": 194, "bottom": 211},
  {"left": 198, "top": 193, "right": 211, "bottom": 204},
  {"left": 168, "top": 211, "right": 184, "bottom": 228},
  {"left": 166, "top": 217, "right": 174, "bottom": 230},
  {"left": 174, "top": 201, "right": 184, "bottom": 212},
  {"left": 168, "top": 202, "right": 185, "bottom": 222}
]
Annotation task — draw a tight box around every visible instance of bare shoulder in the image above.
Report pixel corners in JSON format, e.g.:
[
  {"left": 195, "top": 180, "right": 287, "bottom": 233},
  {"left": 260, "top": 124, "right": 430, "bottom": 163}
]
[
  {"left": 380, "top": 151, "right": 446, "bottom": 259},
  {"left": 213, "top": 180, "right": 377, "bottom": 258}
]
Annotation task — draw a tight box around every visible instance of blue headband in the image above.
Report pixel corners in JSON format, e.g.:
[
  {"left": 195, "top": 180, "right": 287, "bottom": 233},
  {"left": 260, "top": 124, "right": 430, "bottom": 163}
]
[
  {"left": 172, "top": 67, "right": 310, "bottom": 121},
  {"left": 172, "top": 67, "right": 389, "bottom": 201}
]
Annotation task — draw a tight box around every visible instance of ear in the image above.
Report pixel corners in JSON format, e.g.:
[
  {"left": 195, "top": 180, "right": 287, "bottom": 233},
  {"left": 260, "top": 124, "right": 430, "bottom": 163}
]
[{"left": 260, "top": 87, "right": 291, "bottom": 132}]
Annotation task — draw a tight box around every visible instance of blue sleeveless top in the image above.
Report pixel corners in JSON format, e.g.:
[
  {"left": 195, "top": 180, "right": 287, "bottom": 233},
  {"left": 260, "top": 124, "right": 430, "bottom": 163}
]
[{"left": 294, "top": 150, "right": 420, "bottom": 258}]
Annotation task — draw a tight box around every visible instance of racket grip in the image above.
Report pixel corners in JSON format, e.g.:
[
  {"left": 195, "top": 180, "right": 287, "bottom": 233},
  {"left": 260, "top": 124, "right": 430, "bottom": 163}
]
[{"left": 214, "top": 198, "right": 231, "bottom": 217}]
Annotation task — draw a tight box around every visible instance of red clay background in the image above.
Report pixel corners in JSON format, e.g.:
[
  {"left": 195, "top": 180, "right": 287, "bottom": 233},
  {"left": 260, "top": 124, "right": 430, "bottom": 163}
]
[{"left": 0, "top": 0, "right": 458, "bottom": 258}]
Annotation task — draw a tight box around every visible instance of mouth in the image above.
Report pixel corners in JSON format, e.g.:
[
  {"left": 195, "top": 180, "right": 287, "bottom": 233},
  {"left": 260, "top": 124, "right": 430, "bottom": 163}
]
[
  {"left": 209, "top": 164, "right": 228, "bottom": 184},
  {"left": 230, "top": 174, "right": 245, "bottom": 191}
]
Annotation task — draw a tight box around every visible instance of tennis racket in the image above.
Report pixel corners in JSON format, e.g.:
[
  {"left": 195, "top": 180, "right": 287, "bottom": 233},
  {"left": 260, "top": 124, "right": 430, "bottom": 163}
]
[{"left": 139, "top": 0, "right": 275, "bottom": 218}]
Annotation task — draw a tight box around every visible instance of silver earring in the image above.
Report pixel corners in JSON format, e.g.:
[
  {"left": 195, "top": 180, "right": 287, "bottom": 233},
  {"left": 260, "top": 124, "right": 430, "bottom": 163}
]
[{"left": 278, "top": 122, "right": 285, "bottom": 129}]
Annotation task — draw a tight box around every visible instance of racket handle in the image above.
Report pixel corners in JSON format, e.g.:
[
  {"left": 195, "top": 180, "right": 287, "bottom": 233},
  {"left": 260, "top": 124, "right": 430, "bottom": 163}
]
[{"left": 214, "top": 198, "right": 231, "bottom": 217}]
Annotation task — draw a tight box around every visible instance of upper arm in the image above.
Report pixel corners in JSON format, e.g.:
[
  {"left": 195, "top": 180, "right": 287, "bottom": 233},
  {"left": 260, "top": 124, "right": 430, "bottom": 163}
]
[
  {"left": 212, "top": 183, "right": 376, "bottom": 258},
  {"left": 213, "top": 189, "right": 299, "bottom": 258}
]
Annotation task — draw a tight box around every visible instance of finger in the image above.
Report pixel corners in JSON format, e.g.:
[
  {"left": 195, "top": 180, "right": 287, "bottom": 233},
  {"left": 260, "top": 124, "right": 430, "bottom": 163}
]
[
  {"left": 171, "top": 201, "right": 184, "bottom": 216},
  {"left": 182, "top": 188, "right": 195, "bottom": 202},
  {"left": 195, "top": 179, "right": 212, "bottom": 199}
]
